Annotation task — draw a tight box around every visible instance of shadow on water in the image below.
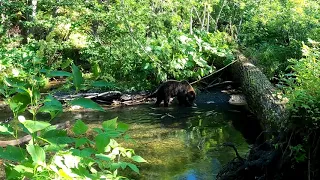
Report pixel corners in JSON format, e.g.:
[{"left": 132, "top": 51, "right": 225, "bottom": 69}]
[{"left": 0, "top": 90, "right": 263, "bottom": 180}]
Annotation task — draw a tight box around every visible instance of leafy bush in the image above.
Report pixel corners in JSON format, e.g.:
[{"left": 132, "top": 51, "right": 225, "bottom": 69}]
[
  {"left": 281, "top": 39, "right": 320, "bottom": 129},
  {"left": 0, "top": 65, "right": 146, "bottom": 179}
]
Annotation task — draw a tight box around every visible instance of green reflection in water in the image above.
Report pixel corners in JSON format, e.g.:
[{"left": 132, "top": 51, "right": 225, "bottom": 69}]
[{"left": 58, "top": 103, "right": 250, "bottom": 180}]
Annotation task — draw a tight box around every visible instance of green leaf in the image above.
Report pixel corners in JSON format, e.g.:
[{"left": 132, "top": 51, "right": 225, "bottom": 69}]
[
  {"left": 127, "top": 163, "right": 140, "bottom": 174},
  {"left": 95, "top": 153, "right": 112, "bottom": 161},
  {"left": 39, "top": 95, "right": 63, "bottom": 119},
  {"left": 0, "top": 146, "right": 27, "bottom": 162},
  {"left": 72, "top": 64, "right": 84, "bottom": 91},
  {"left": 0, "top": 123, "right": 14, "bottom": 135},
  {"left": 26, "top": 145, "right": 46, "bottom": 166},
  {"left": 132, "top": 155, "right": 147, "bottom": 163},
  {"left": 70, "top": 98, "right": 105, "bottom": 112},
  {"left": 110, "top": 162, "right": 121, "bottom": 170},
  {"left": 75, "top": 138, "right": 89, "bottom": 148},
  {"left": 117, "top": 122, "right": 129, "bottom": 132},
  {"left": 102, "top": 117, "right": 118, "bottom": 130},
  {"left": 8, "top": 93, "right": 31, "bottom": 114},
  {"left": 43, "top": 129, "right": 73, "bottom": 144},
  {"left": 70, "top": 148, "right": 95, "bottom": 158},
  {"left": 20, "top": 120, "right": 51, "bottom": 134},
  {"left": 4, "top": 77, "right": 26, "bottom": 88},
  {"left": 95, "top": 133, "right": 110, "bottom": 153},
  {"left": 72, "top": 120, "right": 88, "bottom": 135}
]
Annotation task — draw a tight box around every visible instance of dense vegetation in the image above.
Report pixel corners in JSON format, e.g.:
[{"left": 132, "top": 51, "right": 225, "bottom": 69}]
[{"left": 0, "top": 0, "right": 320, "bottom": 179}]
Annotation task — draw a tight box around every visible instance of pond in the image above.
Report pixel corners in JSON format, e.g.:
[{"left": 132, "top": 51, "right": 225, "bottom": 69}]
[{"left": 0, "top": 90, "right": 262, "bottom": 180}]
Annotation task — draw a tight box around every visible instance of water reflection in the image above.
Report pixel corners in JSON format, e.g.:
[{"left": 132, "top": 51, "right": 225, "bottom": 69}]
[
  {"left": 0, "top": 91, "right": 262, "bottom": 180},
  {"left": 55, "top": 102, "right": 255, "bottom": 179}
]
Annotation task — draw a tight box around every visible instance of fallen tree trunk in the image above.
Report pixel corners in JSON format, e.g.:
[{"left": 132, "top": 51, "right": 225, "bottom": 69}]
[
  {"left": 230, "top": 51, "right": 288, "bottom": 130},
  {"left": 216, "top": 51, "right": 291, "bottom": 180}
]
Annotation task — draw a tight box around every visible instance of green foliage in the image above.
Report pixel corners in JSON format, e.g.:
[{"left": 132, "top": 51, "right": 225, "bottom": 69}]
[
  {"left": 0, "top": 118, "right": 145, "bottom": 179},
  {"left": 0, "top": 64, "right": 145, "bottom": 179},
  {"left": 239, "top": 0, "right": 320, "bottom": 78},
  {"left": 279, "top": 40, "right": 320, "bottom": 129}
]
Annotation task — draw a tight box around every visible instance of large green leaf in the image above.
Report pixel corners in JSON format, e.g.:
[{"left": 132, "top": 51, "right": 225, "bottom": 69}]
[
  {"left": 95, "top": 153, "right": 112, "bottom": 161},
  {"left": 5, "top": 164, "right": 33, "bottom": 180},
  {"left": 0, "top": 146, "right": 26, "bottom": 162},
  {"left": 26, "top": 145, "right": 46, "bottom": 166},
  {"left": 127, "top": 163, "right": 140, "bottom": 174},
  {"left": 20, "top": 119, "right": 51, "bottom": 134},
  {"left": 95, "top": 133, "right": 110, "bottom": 153},
  {"left": 42, "top": 129, "right": 73, "bottom": 144},
  {"left": 71, "top": 148, "right": 95, "bottom": 158},
  {"left": 75, "top": 138, "right": 89, "bottom": 148},
  {"left": 8, "top": 93, "right": 31, "bottom": 114},
  {"left": 72, "top": 120, "right": 88, "bottom": 135},
  {"left": 70, "top": 98, "right": 105, "bottom": 112},
  {"left": 0, "top": 123, "right": 14, "bottom": 135},
  {"left": 131, "top": 155, "right": 147, "bottom": 163},
  {"left": 39, "top": 95, "right": 63, "bottom": 119},
  {"left": 102, "top": 117, "right": 118, "bottom": 130},
  {"left": 117, "top": 122, "right": 129, "bottom": 132},
  {"left": 72, "top": 64, "right": 84, "bottom": 91}
]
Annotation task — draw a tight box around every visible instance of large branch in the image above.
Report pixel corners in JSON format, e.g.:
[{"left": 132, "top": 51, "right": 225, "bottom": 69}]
[{"left": 230, "top": 51, "right": 288, "bottom": 129}]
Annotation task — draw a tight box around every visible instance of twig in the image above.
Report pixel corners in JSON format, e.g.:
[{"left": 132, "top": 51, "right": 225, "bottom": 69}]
[
  {"left": 222, "top": 142, "right": 244, "bottom": 162},
  {"left": 190, "top": 59, "right": 238, "bottom": 85},
  {"left": 205, "top": 81, "right": 235, "bottom": 89}
]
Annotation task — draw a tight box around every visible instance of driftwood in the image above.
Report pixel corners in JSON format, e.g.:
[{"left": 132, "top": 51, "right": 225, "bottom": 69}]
[{"left": 0, "top": 121, "right": 71, "bottom": 147}]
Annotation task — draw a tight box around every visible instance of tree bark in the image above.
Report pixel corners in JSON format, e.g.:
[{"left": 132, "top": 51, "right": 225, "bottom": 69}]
[{"left": 230, "top": 51, "right": 288, "bottom": 130}]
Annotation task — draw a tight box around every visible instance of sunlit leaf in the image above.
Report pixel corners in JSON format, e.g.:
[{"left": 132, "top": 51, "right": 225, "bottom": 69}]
[
  {"left": 132, "top": 155, "right": 147, "bottom": 163},
  {"left": 95, "top": 133, "right": 110, "bottom": 153},
  {"left": 26, "top": 145, "right": 46, "bottom": 166},
  {"left": 19, "top": 120, "right": 51, "bottom": 134},
  {"left": 70, "top": 98, "right": 105, "bottom": 112},
  {"left": 0, "top": 123, "right": 14, "bottom": 135},
  {"left": 102, "top": 117, "right": 118, "bottom": 130}
]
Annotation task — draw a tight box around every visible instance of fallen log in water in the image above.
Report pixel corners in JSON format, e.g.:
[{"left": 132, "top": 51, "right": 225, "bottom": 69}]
[
  {"left": 230, "top": 51, "right": 288, "bottom": 129},
  {"left": 216, "top": 51, "right": 291, "bottom": 180}
]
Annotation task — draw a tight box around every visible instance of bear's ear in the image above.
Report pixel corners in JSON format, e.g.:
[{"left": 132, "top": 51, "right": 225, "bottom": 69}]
[{"left": 188, "top": 91, "right": 196, "bottom": 97}]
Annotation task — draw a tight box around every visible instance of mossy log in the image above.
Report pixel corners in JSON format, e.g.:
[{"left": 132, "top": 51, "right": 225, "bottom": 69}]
[
  {"left": 216, "top": 52, "right": 291, "bottom": 180},
  {"left": 230, "top": 51, "right": 288, "bottom": 129}
]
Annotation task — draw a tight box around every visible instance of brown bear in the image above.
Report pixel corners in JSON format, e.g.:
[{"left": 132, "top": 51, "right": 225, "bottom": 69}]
[{"left": 147, "top": 80, "right": 196, "bottom": 107}]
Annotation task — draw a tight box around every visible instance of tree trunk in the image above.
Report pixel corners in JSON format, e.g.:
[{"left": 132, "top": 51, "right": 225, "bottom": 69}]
[{"left": 230, "top": 51, "right": 288, "bottom": 130}]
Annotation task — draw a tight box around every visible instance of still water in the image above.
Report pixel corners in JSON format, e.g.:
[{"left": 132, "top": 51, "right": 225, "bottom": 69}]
[
  {"left": 0, "top": 91, "right": 261, "bottom": 179},
  {"left": 52, "top": 91, "right": 261, "bottom": 180}
]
